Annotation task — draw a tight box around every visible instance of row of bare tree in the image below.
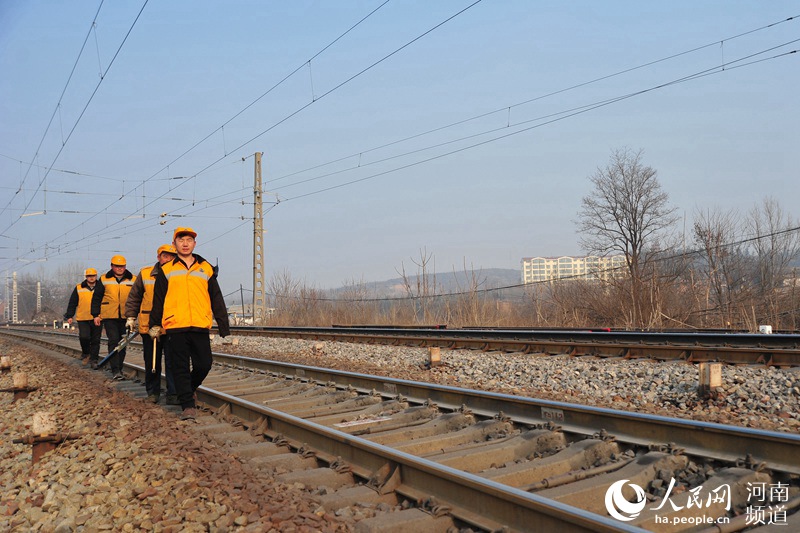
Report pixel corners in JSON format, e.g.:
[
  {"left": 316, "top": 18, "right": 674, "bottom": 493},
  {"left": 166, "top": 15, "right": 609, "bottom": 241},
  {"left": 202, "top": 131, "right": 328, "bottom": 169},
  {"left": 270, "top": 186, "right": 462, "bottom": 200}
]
[
  {"left": 263, "top": 252, "right": 798, "bottom": 331},
  {"left": 264, "top": 149, "right": 799, "bottom": 331},
  {"left": 574, "top": 148, "right": 799, "bottom": 330}
]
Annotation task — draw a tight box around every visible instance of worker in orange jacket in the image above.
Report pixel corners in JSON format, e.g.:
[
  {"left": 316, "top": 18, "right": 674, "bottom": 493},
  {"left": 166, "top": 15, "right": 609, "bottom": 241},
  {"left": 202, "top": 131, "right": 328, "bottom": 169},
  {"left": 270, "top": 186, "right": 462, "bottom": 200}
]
[
  {"left": 64, "top": 268, "right": 102, "bottom": 368},
  {"left": 91, "top": 255, "right": 136, "bottom": 380},
  {"left": 149, "top": 227, "right": 229, "bottom": 420},
  {"left": 126, "top": 244, "right": 178, "bottom": 404}
]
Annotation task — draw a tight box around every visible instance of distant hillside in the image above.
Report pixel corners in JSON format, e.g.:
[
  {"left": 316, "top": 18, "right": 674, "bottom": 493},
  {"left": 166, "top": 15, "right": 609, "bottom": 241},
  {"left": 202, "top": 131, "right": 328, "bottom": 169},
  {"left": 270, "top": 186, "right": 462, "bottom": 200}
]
[{"left": 331, "top": 268, "right": 521, "bottom": 297}]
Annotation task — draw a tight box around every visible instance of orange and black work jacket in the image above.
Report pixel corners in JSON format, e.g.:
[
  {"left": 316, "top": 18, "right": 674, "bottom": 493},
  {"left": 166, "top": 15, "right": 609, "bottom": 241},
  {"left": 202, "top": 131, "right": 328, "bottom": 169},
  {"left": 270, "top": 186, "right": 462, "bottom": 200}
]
[
  {"left": 91, "top": 269, "right": 136, "bottom": 320},
  {"left": 149, "top": 254, "right": 230, "bottom": 336},
  {"left": 64, "top": 280, "right": 97, "bottom": 321},
  {"left": 125, "top": 263, "right": 163, "bottom": 334}
]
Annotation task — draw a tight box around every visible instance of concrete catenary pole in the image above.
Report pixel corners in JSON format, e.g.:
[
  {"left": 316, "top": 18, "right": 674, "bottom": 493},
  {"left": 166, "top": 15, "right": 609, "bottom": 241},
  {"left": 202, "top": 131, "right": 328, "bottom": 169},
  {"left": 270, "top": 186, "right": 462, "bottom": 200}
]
[
  {"left": 12, "top": 272, "right": 18, "bottom": 323},
  {"left": 252, "top": 152, "right": 266, "bottom": 325},
  {"left": 4, "top": 272, "right": 8, "bottom": 322}
]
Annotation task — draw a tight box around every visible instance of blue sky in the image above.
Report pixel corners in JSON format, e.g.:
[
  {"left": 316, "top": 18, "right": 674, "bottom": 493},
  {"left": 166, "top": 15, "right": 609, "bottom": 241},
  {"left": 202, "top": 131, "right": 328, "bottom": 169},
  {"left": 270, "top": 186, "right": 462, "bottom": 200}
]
[{"left": 1, "top": 1, "right": 798, "bottom": 300}]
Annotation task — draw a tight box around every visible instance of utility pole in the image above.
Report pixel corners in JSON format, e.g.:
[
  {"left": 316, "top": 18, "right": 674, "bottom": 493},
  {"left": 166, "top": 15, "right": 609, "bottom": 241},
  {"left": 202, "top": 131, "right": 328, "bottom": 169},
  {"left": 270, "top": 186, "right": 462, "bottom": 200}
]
[
  {"left": 239, "top": 284, "right": 245, "bottom": 324},
  {"left": 36, "top": 281, "right": 42, "bottom": 313},
  {"left": 252, "top": 152, "right": 266, "bottom": 324}
]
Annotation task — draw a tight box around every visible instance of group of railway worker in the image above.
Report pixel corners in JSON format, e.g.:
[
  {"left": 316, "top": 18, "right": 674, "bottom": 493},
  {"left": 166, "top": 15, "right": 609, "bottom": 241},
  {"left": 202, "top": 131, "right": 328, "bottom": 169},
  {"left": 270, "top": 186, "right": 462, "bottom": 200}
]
[{"left": 63, "top": 226, "right": 230, "bottom": 420}]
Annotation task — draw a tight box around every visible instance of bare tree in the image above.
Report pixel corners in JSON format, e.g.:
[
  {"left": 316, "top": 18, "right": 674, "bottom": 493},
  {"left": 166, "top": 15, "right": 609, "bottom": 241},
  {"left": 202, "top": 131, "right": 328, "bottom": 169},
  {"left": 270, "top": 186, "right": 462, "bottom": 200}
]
[
  {"left": 267, "top": 269, "right": 303, "bottom": 325},
  {"left": 692, "top": 207, "right": 750, "bottom": 327},
  {"left": 397, "top": 247, "right": 439, "bottom": 324},
  {"left": 577, "top": 148, "right": 678, "bottom": 327},
  {"left": 447, "top": 260, "right": 495, "bottom": 327},
  {"left": 746, "top": 197, "right": 800, "bottom": 326},
  {"left": 334, "top": 278, "right": 380, "bottom": 325},
  {"left": 517, "top": 284, "right": 552, "bottom": 327}
]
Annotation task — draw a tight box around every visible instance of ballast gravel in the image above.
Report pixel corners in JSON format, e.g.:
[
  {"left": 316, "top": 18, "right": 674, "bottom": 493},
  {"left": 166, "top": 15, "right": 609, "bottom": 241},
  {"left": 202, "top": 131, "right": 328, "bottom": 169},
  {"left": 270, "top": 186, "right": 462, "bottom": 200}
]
[
  {"left": 215, "top": 335, "right": 800, "bottom": 434},
  {"left": 0, "top": 338, "right": 347, "bottom": 532}
]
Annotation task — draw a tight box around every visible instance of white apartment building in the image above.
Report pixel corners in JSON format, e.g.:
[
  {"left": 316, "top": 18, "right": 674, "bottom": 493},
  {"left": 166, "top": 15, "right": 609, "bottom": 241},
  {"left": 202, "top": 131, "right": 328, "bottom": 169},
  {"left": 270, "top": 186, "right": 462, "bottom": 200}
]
[{"left": 521, "top": 255, "right": 626, "bottom": 284}]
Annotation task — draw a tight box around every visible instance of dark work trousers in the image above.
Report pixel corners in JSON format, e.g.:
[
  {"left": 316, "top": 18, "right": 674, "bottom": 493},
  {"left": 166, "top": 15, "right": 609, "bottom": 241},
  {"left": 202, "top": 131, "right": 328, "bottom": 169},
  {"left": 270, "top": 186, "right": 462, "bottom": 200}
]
[
  {"left": 141, "top": 332, "right": 162, "bottom": 396},
  {"left": 103, "top": 318, "right": 127, "bottom": 374},
  {"left": 141, "top": 333, "right": 176, "bottom": 396},
  {"left": 77, "top": 320, "right": 102, "bottom": 363},
  {"left": 166, "top": 331, "right": 213, "bottom": 409}
]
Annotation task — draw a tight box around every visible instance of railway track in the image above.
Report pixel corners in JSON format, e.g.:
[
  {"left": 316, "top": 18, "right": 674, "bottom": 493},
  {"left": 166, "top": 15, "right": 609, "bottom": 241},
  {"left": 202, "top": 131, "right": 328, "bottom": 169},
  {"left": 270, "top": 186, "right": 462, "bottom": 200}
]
[
  {"left": 10, "top": 323, "right": 800, "bottom": 366},
  {"left": 224, "top": 325, "right": 800, "bottom": 367},
  {"left": 4, "top": 328, "right": 799, "bottom": 532}
]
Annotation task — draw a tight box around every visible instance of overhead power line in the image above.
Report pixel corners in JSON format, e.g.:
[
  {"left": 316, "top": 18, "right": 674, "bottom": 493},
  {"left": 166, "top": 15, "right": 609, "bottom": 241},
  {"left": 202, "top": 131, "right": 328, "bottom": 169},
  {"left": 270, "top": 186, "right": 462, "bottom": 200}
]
[
  {"left": 110, "top": 2, "right": 788, "bottom": 247},
  {"left": 185, "top": 0, "right": 486, "bottom": 180},
  {"left": 143, "top": 0, "right": 394, "bottom": 183},
  {"left": 1, "top": 0, "right": 150, "bottom": 236},
  {"left": 0, "top": 0, "right": 107, "bottom": 222},
  {"left": 279, "top": 43, "right": 798, "bottom": 202},
  {"left": 0, "top": 152, "right": 187, "bottom": 183},
  {"left": 1, "top": 1, "right": 409, "bottom": 270},
  {"left": 266, "top": 14, "right": 799, "bottom": 187},
  {"left": 1, "top": 0, "right": 483, "bottom": 273},
  {"left": 8, "top": 7, "right": 790, "bottom": 254}
]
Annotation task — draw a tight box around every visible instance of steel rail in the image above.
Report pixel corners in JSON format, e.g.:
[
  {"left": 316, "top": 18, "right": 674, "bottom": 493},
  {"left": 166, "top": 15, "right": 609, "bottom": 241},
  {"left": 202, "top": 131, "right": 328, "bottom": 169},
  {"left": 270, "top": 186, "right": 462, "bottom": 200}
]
[
  {"left": 214, "top": 351, "right": 800, "bottom": 476},
  {"left": 192, "top": 388, "right": 641, "bottom": 532}
]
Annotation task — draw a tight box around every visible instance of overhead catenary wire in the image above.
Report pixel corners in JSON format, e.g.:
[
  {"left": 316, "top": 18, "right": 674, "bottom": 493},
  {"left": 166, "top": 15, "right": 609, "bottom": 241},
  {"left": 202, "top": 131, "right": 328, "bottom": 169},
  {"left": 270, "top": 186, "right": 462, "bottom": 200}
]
[
  {"left": 141, "top": 0, "right": 394, "bottom": 184},
  {"left": 4, "top": 10, "right": 791, "bottom": 247},
  {"left": 266, "top": 14, "right": 799, "bottom": 187},
  {"left": 0, "top": 184, "right": 256, "bottom": 271},
  {"left": 174, "top": 0, "right": 486, "bottom": 182},
  {"left": 189, "top": 0, "right": 482, "bottom": 180},
  {"left": 0, "top": 0, "right": 485, "bottom": 275},
  {"left": 0, "top": 152, "right": 191, "bottom": 183},
  {"left": 0, "top": 0, "right": 107, "bottom": 221},
  {"left": 1, "top": 37, "right": 795, "bottom": 274},
  {"left": 45, "top": 20, "right": 798, "bottom": 256},
  {"left": 280, "top": 44, "right": 798, "bottom": 202},
  {"left": 1, "top": 40, "right": 794, "bottom": 275},
  {"left": 0, "top": 1, "right": 435, "bottom": 271},
  {"left": 41, "top": 162, "right": 240, "bottom": 253},
  {"left": 36, "top": 0, "right": 400, "bottom": 237},
  {"left": 1, "top": 0, "right": 151, "bottom": 237}
]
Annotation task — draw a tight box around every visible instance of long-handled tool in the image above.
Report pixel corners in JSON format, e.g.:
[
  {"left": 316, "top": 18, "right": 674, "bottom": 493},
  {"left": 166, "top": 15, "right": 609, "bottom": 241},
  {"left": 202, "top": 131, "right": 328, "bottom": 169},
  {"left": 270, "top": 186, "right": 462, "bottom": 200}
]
[
  {"left": 97, "top": 330, "right": 139, "bottom": 369},
  {"left": 152, "top": 336, "right": 157, "bottom": 372}
]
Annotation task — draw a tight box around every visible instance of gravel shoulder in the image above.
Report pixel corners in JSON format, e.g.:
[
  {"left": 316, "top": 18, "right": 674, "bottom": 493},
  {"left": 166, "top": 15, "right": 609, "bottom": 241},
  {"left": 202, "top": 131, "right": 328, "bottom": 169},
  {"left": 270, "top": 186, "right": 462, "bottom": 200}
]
[{"left": 0, "top": 338, "right": 347, "bottom": 532}]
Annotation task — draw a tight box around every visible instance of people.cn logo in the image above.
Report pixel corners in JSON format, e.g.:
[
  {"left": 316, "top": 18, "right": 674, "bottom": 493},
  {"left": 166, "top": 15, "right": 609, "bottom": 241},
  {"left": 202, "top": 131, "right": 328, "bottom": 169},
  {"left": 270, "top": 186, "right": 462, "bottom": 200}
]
[{"left": 605, "top": 479, "right": 647, "bottom": 521}]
